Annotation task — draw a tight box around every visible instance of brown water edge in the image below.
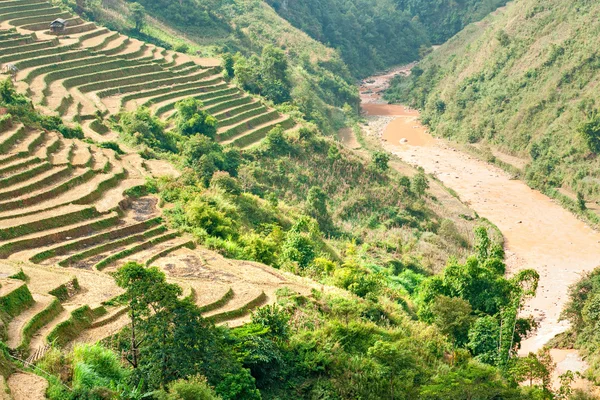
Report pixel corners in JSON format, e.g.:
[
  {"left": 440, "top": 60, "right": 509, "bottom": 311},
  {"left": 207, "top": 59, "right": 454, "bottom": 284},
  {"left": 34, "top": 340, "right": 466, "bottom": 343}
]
[{"left": 358, "top": 65, "right": 600, "bottom": 390}]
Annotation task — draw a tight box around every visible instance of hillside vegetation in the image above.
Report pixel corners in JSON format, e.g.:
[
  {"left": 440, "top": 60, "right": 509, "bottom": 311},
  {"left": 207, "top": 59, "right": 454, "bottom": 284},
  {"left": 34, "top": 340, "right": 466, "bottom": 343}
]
[
  {"left": 67, "top": 0, "right": 360, "bottom": 133},
  {"left": 1, "top": 0, "right": 593, "bottom": 398},
  {"left": 266, "top": 0, "right": 509, "bottom": 77},
  {"left": 386, "top": 0, "right": 600, "bottom": 208}
]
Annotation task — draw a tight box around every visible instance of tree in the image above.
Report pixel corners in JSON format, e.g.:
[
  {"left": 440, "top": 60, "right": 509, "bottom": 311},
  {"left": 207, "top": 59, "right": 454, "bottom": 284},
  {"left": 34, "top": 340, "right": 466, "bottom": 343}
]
[
  {"left": 175, "top": 98, "right": 218, "bottom": 138},
  {"left": 509, "top": 350, "right": 554, "bottom": 389},
  {"left": 371, "top": 151, "right": 390, "bottom": 172},
  {"left": 431, "top": 295, "right": 474, "bottom": 346},
  {"left": 579, "top": 111, "right": 600, "bottom": 154},
  {"left": 306, "top": 186, "right": 333, "bottom": 233},
  {"left": 367, "top": 340, "right": 417, "bottom": 400},
  {"left": 468, "top": 315, "right": 500, "bottom": 365},
  {"left": 251, "top": 304, "right": 290, "bottom": 340},
  {"left": 210, "top": 171, "right": 242, "bottom": 195},
  {"left": 410, "top": 171, "right": 429, "bottom": 197},
  {"left": 118, "top": 107, "right": 173, "bottom": 151},
  {"left": 280, "top": 232, "right": 316, "bottom": 269},
  {"left": 222, "top": 53, "right": 235, "bottom": 79},
  {"left": 263, "top": 125, "right": 289, "bottom": 154},
  {"left": 130, "top": 2, "right": 146, "bottom": 33},
  {"left": 260, "top": 45, "right": 291, "bottom": 103},
  {"left": 114, "top": 262, "right": 182, "bottom": 370}
]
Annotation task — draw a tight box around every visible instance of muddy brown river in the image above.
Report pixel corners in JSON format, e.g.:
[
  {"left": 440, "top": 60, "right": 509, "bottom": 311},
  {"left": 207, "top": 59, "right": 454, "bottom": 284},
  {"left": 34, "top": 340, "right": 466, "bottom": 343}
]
[{"left": 358, "top": 67, "right": 600, "bottom": 387}]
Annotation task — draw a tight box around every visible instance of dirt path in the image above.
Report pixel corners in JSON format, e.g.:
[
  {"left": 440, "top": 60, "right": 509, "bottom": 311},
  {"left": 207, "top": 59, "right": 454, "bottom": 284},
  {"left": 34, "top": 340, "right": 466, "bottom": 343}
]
[
  {"left": 7, "top": 373, "right": 48, "bottom": 400},
  {"left": 359, "top": 66, "right": 600, "bottom": 385}
]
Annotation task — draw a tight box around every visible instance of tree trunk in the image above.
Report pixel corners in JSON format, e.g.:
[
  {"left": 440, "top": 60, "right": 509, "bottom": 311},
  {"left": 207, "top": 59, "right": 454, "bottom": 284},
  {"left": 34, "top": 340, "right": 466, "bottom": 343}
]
[{"left": 130, "top": 309, "right": 138, "bottom": 368}]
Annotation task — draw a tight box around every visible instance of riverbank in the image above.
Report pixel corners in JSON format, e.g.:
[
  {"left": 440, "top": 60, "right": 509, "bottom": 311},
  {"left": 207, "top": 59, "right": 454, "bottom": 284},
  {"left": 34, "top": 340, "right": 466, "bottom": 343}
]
[{"left": 355, "top": 65, "right": 600, "bottom": 391}]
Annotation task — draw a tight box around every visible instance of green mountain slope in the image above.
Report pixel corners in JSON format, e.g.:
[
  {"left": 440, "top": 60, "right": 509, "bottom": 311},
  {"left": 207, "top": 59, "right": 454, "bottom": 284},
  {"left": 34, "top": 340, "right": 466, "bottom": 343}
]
[
  {"left": 265, "top": 0, "right": 508, "bottom": 77},
  {"left": 80, "top": 0, "right": 359, "bottom": 132},
  {"left": 387, "top": 0, "right": 600, "bottom": 205}
]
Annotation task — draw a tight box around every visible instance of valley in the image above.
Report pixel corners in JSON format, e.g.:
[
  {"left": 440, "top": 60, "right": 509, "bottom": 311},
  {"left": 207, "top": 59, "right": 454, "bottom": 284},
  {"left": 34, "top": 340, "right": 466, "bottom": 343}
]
[
  {"left": 2, "top": 0, "right": 600, "bottom": 398},
  {"left": 359, "top": 66, "right": 600, "bottom": 388}
]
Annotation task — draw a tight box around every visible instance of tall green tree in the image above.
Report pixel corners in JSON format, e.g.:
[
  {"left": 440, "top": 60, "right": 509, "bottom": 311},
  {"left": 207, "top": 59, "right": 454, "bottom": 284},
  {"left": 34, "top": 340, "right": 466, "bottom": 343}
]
[
  {"left": 175, "top": 98, "right": 218, "bottom": 138},
  {"left": 129, "top": 2, "right": 146, "bottom": 33}
]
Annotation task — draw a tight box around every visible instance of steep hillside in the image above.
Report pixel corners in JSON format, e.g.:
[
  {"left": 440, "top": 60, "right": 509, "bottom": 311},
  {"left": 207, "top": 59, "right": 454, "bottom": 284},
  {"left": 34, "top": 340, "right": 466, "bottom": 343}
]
[
  {"left": 265, "top": 0, "right": 508, "bottom": 77},
  {"left": 386, "top": 0, "right": 600, "bottom": 209},
  {"left": 71, "top": 0, "right": 360, "bottom": 132}
]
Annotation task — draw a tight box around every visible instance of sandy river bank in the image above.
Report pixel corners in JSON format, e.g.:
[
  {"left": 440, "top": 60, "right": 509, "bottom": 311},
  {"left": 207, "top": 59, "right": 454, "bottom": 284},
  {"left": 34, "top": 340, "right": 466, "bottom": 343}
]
[{"left": 357, "top": 66, "right": 600, "bottom": 389}]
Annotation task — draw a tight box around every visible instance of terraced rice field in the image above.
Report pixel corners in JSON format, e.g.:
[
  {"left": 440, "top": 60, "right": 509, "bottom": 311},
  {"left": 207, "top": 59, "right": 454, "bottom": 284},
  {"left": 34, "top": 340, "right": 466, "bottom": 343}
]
[
  {"left": 0, "top": 117, "right": 309, "bottom": 359},
  {"left": 1, "top": 0, "right": 295, "bottom": 147},
  {"left": 0, "top": 0, "right": 305, "bottom": 361}
]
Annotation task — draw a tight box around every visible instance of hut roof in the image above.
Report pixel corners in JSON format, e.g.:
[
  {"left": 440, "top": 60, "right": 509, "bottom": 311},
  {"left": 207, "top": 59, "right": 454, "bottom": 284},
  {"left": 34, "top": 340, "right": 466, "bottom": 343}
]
[{"left": 50, "top": 18, "right": 67, "bottom": 26}]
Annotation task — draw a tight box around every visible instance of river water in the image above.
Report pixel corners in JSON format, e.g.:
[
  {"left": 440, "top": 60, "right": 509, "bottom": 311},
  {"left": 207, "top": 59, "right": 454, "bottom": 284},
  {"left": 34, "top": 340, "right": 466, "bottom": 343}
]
[{"left": 358, "top": 67, "right": 600, "bottom": 388}]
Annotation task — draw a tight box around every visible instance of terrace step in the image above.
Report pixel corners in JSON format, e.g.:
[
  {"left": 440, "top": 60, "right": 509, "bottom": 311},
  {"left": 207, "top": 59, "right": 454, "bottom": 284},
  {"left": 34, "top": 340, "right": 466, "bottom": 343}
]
[
  {"left": 0, "top": 167, "right": 94, "bottom": 212},
  {"left": 221, "top": 116, "right": 293, "bottom": 148},
  {"left": 0, "top": 204, "right": 97, "bottom": 232},
  {"left": 71, "top": 142, "right": 92, "bottom": 167},
  {"left": 94, "top": 230, "right": 180, "bottom": 270},
  {"left": 58, "top": 224, "right": 168, "bottom": 269},
  {"left": 95, "top": 177, "right": 145, "bottom": 213},
  {"left": 97, "top": 68, "right": 218, "bottom": 101},
  {"left": 212, "top": 99, "right": 261, "bottom": 119},
  {"left": 0, "top": 123, "right": 25, "bottom": 153},
  {"left": 51, "top": 139, "right": 74, "bottom": 165},
  {"left": 30, "top": 217, "right": 162, "bottom": 265},
  {"left": 154, "top": 86, "right": 238, "bottom": 117},
  {"left": 0, "top": 155, "right": 40, "bottom": 177},
  {"left": 0, "top": 170, "right": 114, "bottom": 217},
  {"left": 123, "top": 236, "right": 193, "bottom": 266},
  {"left": 0, "top": 165, "right": 71, "bottom": 201},
  {"left": 6, "top": 292, "right": 56, "bottom": 349},
  {"left": 33, "top": 131, "right": 61, "bottom": 159},
  {"left": 28, "top": 305, "right": 74, "bottom": 350},
  {"left": 216, "top": 105, "right": 268, "bottom": 128},
  {"left": 1, "top": 212, "right": 119, "bottom": 259},
  {"left": 5, "top": 128, "right": 45, "bottom": 156}
]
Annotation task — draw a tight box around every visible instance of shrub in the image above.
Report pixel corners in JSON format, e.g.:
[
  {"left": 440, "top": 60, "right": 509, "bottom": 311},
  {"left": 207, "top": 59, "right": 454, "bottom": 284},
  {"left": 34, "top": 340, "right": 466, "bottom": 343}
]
[
  {"left": 175, "top": 98, "right": 218, "bottom": 138},
  {"left": 157, "top": 375, "right": 220, "bottom": 400}
]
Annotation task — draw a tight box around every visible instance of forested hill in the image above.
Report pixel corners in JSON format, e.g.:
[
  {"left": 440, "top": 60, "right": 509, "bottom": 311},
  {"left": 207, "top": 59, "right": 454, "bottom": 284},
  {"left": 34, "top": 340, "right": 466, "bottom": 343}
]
[
  {"left": 385, "top": 0, "right": 600, "bottom": 210},
  {"left": 265, "top": 0, "right": 509, "bottom": 77}
]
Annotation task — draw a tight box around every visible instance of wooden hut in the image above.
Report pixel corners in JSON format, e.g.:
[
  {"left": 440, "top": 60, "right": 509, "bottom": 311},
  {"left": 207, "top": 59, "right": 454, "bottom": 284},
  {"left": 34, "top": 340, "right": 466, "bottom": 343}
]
[{"left": 49, "top": 18, "right": 67, "bottom": 34}]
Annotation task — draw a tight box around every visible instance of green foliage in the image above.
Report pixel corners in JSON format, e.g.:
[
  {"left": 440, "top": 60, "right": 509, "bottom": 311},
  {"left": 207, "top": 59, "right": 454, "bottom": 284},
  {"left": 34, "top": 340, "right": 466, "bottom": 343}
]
[
  {"left": 431, "top": 295, "right": 474, "bottom": 346},
  {"left": 0, "top": 283, "right": 34, "bottom": 319},
  {"left": 562, "top": 267, "right": 600, "bottom": 381},
  {"left": 114, "top": 262, "right": 260, "bottom": 398},
  {"left": 117, "top": 107, "right": 175, "bottom": 152},
  {"left": 370, "top": 151, "right": 390, "bottom": 172},
  {"left": 181, "top": 135, "right": 241, "bottom": 185},
  {"left": 251, "top": 304, "right": 290, "bottom": 340},
  {"left": 579, "top": 111, "right": 600, "bottom": 154},
  {"left": 175, "top": 98, "right": 218, "bottom": 138},
  {"left": 305, "top": 186, "right": 333, "bottom": 233},
  {"left": 266, "top": 0, "right": 507, "bottom": 77},
  {"left": 129, "top": 2, "right": 146, "bottom": 33},
  {"left": 234, "top": 46, "right": 291, "bottom": 104},
  {"left": 386, "top": 0, "right": 600, "bottom": 203},
  {"left": 509, "top": 348, "right": 554, "bottom": 391},
  {"left": 98, "top": 141, "right": 124, "bottom": 154},
  {"left": 210, "top": 171, "right": 242, "bottom": 195},
  {"left": 411, "top": 171, "right": 429, "bottom": 197},
  {"left": 156, "top": 375, "right": 221, "bottom": 400},
  {"left": 222, "top": 53, "right": 235, "bottom": 79}
]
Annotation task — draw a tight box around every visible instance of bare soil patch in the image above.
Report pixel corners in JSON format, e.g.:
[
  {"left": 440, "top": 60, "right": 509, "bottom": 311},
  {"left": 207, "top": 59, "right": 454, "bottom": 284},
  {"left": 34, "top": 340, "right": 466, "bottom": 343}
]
[{"left": 7, "top": 373, "right": 47, "bottom": 400}]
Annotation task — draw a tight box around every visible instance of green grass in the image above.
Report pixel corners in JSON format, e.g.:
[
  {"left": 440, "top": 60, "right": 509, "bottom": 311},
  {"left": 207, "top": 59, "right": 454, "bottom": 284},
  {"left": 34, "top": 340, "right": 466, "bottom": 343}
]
[
  {"left": 46, "top": 305, "right": 106, "bottom": 347},
  {"left": 0, "top": 283, "right": 34, "bottom": 319},
  {"left": 207, "top": 292, "right": 267, "bottom": 323}
]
